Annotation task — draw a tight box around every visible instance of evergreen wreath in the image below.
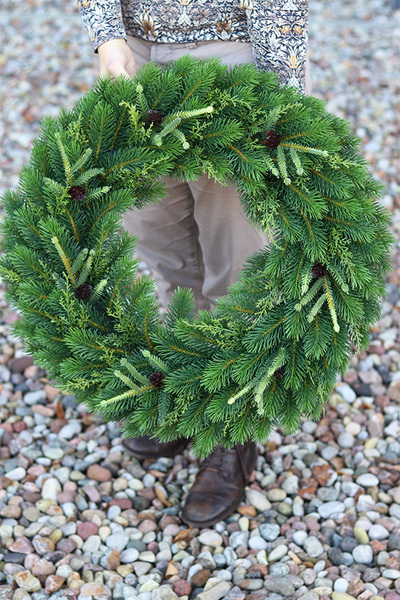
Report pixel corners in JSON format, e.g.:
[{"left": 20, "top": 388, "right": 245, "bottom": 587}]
[{"left": 0, "top": 56, "right": 393, "bottom": 457}]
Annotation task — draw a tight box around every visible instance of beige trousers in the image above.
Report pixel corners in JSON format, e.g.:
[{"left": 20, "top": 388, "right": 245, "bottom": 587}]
[{"left": 124, "top": 37, "right": 310, "bottom": 311}]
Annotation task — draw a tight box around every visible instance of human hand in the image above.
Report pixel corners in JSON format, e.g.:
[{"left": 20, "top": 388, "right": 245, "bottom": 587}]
[{"left": 98, "top": 38, "right": 137, "bottom": 78}]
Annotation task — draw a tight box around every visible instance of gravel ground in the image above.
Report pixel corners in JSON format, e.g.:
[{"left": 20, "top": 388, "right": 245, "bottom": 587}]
[{"left": 1, "top": 2, "right": 400, "bottom": 600}]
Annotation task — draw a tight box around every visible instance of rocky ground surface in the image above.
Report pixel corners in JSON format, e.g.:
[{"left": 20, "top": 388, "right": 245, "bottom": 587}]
[{"left": 1, "top": 1, "right": 400, "bottom": 600}]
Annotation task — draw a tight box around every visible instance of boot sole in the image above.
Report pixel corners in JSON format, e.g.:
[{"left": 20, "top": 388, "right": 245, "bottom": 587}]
[{"left": 180, "top": 491, "right": 245, "bottom": 528}]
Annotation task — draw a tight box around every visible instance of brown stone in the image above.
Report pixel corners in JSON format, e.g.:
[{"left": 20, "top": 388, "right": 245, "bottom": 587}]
[
  {"left": 44, "top": 384, "right": 61, "bottom": 401},
  {"left": 238, "top": 505, "right": 257, "bottom": 517},
  {"left": 45, "top": 575, "right": 66, "bottom": 594},
  {"left": 11, "top": 356, "right": 34, "bottom": 373},
  {"left": 173, "top": 579, "right": 192, "bottom": 597},
  {"left": 298, "top": 485, "right": 317, "bottom": 500},
  {"left": 82, "top": 485, "right": 101, "bottom": 503},
  {"left": 56, "top": 539, "right": 77, "bottom": 553},
  {"left": 190, "top": 568, "right": 211, "bottom": 588},
  {"left": 109, "top": 498, "right": 132, "bottom": 510},
  {"left": 86, "top": 465, "right": 112, "bottom": 482},
  {"left": 80, "top": 583, "right": 111, "bottom": 596},
  {"left": 31, "top": 559, "right": 56, "bottom": 577},
  {"left": 77, "top": 522, "right": 99, "bottom": 540},
  {"left": 165, "top": 561, "right": 180, "bottom": 578},
  {"left": 347, "top": 579, "right": 366, "bottom": 596},
  {"left": 106, "top": 549, "right": 120, "bottom": 571},
  {"left": 32, "top": 405, "right": 55, "bottom": 417},
  {"left": 32, "top": 537, "right": 55, "bottom": 555},
  {"left": 312, "top": 464, "right": 335, "bottom": 486},
  {"left": 9, "top": 537, "right": 34, "bottom": 554},
  {"left": 0, "top": 505, "right": 22, "bottom": 518}
]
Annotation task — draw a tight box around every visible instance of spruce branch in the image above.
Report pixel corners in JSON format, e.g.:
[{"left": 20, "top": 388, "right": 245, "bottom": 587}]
[
  {"left": 136, "top": 84, "right": 149, "bottom": 116},
  {"left": 51, "top": 236, "right": 77, "bottom": 286},
  {"left": 307, "top": 292, "right": 328, "bottom": 322},
  {"left": 76, "top": 249, "right": 95, "bottom": 287},
  {"left": 120, "top": 358, "right": 151, "bottom": 385},
  {"left": 152, "top": 106, "right": 213, "bottom": 146},
  {"left": 90, "top": 279, "right": 108, "bottom": 302},
  {"left": 71, "top": 248, "right": 89, "bottom": 276},
  {"left": 280, "top": 142, "right": 329, "bottom": 157},
  {"left": 323, "top": 276, "right": 340, "bottom": 332},
  {"left": 295, "top": 277, "right": 324, "bottom": 311},
  {"left": 301, "top": 271, "right": 313, "bottom": 295},
  {"left": 227, "top": 382, "right": 254, "bottom": 405},
  {"left": 55, "top": 132, "right": 73, "bottom": 185},
  {"left": 114, "top": 370, "right": 140, "bottom": 390},
  {"left": 277, "top": 146, "right": 291, "bottom": 186},
  {"left": 141, "top": 349, "right": 170, "bottom": 374},
  {"left": 172, "top": 129, "right": 190, "bottom": 150},
  {"left": 289, "top": 147, "right": 304, "bottom": 176}
]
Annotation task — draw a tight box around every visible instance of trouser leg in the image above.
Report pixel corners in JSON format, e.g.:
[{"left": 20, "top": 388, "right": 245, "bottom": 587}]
[{"left": 123, "top": 37, "right": 271, "bottom": 312}]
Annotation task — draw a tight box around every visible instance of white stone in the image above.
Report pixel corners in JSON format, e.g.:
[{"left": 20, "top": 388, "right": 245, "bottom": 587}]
[
  {"left": 198, "top": 531, "right": 223, "bottom": 548},
  {"left": 356, "top": 494, "right": 375, "bottom": 512},
  {"left": 384, "top": 421, "right": 400, "bottom": 437},
  {"left": 24, "top": 390, "right": 47, "bottom": 405},
  {"left": 152, "top": 586, "right": 178, "bottom": 600},
  {"left": 5, "top": 467, "right": 26, "bottom": 481},
  {"left": 58, "top": 421, "right": 82, "bottom": 439},
  {"left": 268, "top": 544, "right": 288, "bottom": 561},
  {"left": 382, "top": 569, "right": 400, "bottom": 579},
  {"left": 281, "top": 475, "right": 299, "bottom": 495},
  {"left": 41, "top": 477, "right": 61, "bottom": 500},
  {"left": 82, "top": 536, "right": 101, "bottom": 553},
  {"left": 318, "top": 501, "right": 345, "bottom": 519},
  {"left": 120, "top": 548, "right": 140, "bottom": 563},
  {"left": 352, "top": 544, "right": 373, "bottom": 564},
  {"left": 335, "top": 384, "right": 356, "bottom": 403},
  {"left": 245, "top": 489, "right": 271, "bottom": 512},
  {"left": 106, "top": 532, "right": 130, "bottom": 552},
  {"left": 368, "top": 524, "right": 389, "bottom": 540},
  {"left": 293, "top": 530, "right": 308, "bottom": 546},
  {"left": 333, "top": 579, "right": 349, "bottom": 593},
  {"left": 249, "top": 536, "right": 268, "bottom": 551},
  {"left": 338, "top": 433, "right": 355, "bottom": 448},
  {"left": 356, "top": 474, "right": 380, "bottom": 487}
]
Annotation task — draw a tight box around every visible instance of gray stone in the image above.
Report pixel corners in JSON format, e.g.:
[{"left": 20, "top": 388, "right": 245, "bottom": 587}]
[
  {"left": 106, "top": 533, "right": 130, "bottom": 552},
  {"left": 264, "top": 576, "right": 295, "bottom": 597},
  {"left": 303, "top": 537, "right": 324, "bottom": 558},
  {"left": 196, "top": 582, "right": 232, "bottom": 600},
  {"left": 260, "top": 523, "right": 280, "bottom": 541}
]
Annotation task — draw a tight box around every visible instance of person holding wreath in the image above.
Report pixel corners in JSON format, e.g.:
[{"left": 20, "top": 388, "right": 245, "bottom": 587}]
[{"left": 77, "top": 0, "right": 311, "bottom": 527}]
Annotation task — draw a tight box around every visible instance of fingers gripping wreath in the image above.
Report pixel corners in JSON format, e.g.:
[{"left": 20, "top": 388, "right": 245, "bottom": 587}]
[{"left": 0, "top": 56, "right": 392, "bottom": 457}]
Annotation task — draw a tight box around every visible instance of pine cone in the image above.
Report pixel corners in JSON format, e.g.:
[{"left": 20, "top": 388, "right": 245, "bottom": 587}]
[
  {"left": 68, "top": 186, "right": 86, "bottom": 201},
  {"left": 147, "top": 110, "right": 163, "bottom": 128},
  {"left": 149, "top": 370, "right": 165, "bottom": 388},
  {"left": 76, "top": 283, "right": 93, "bottom": 300},
  {"left": 311, "top": 263, "right": 327, "bottom": 279},
  {"left": 274, "top": 366, "right": 285, "bottom": 379},
  {"left": 264, "top": 129, "right": 281, "bottom": 149}
]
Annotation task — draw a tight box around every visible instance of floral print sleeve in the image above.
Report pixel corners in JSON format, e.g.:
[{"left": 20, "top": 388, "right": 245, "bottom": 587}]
[
  {"left": 243, "top": 0, "right": 308, "bottom": 92},
  {"left": 77, "top": 1, "right": 127, "bottom": 50},
  {"left": 77, "top": 1, "right": 308, "bottom": 91}
]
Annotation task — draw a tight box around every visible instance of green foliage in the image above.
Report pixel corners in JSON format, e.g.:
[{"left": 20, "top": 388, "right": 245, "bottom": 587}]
[{"left": 0, "top": 55, "right": 393, "bottom": 457}]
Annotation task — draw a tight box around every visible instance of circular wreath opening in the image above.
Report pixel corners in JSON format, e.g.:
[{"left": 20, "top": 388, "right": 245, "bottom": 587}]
[{"left": 0, "top": 55, "right": 393, "bottom": 457}]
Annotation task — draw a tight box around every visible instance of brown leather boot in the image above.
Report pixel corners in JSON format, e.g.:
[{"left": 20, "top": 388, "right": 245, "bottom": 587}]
[
  {"left": 181, "top": 441, "right": 258, "bottom": 527},
  {"left": 122, "top": 436, "right": 188, "bottom": 460}
]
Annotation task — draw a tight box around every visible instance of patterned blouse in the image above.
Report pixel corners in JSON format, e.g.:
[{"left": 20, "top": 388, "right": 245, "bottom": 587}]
[{"left": 77, "top": 0, "right": 308, "bottom": 91}]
